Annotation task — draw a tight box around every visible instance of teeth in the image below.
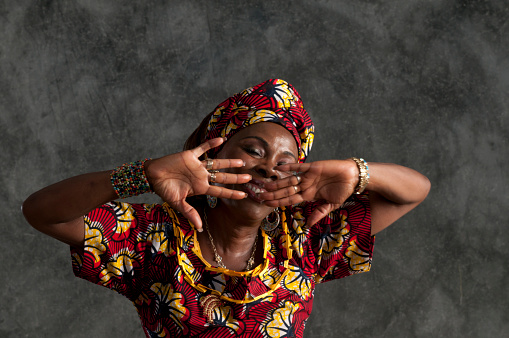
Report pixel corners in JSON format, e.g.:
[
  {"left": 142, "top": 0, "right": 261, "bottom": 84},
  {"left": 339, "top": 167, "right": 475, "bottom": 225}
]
[{"left": 246, "top": 183, "right": 265, "bottom": 194}]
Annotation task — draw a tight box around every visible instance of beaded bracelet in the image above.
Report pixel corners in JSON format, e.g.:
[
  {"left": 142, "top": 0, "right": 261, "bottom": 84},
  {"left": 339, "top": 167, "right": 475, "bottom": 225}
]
[
  {"left": 110, "top": 159, "right": 152, "bottom": 199},
  {"left": 350, "top": 157, "right": 370, "bottom": 194}
]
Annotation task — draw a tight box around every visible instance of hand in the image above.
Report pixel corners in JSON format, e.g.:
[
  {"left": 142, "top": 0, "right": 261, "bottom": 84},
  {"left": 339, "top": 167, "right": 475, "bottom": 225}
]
[
  {"left": 145, "top": 137, "right": 251, "bottom": 231},
  {"left": 259, "top": 160, "right": 359, "bottom": 227}
]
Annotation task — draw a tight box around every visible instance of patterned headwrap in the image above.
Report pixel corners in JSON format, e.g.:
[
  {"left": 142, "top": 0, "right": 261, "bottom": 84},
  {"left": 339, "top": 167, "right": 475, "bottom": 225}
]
[{"left": 204, "top": 79, "right": 314, "bottom": 163}]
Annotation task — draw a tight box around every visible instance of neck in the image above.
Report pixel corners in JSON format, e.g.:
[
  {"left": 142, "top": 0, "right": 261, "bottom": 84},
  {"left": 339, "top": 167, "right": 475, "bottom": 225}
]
[{"left": 204, "top": 205, "right": 262, "bottom": 255}]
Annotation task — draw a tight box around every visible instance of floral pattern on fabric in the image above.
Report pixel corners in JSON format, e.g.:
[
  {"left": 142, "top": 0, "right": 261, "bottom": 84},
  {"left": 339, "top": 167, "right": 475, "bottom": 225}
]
[
  {"left": 150, "top": 282, "right": 189, "bottom": 332},
  {"left": 260, "top": 300, "right": 303, "bottom": 338},
  {"left": 71, "top": 193, "right": 373, "bottom": 337}
]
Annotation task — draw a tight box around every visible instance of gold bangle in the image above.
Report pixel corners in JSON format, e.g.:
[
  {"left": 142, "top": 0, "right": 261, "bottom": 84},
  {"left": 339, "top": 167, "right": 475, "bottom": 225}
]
[{"left": 350, "top": 157, "right": 370, "bottom": 194}]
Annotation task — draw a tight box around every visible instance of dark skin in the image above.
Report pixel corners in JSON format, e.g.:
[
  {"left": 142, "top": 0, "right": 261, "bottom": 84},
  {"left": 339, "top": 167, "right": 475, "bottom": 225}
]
[
  {"left": 22, "top": 137, "right": 251, "bottom": 247},
  {"left": 193, "top": 123, "right": 430, "bottom": 271},
  {"left": 196, "top": 123, "right": 301, "bottom": 271},
  {"left": 23, "top": 122, "right": 430, "bottom": 271}
]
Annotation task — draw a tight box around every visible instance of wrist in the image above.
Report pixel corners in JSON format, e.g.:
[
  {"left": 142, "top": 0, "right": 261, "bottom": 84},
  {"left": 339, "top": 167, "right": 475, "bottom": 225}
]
[
  {"left": 110, "top": 159, "right": 152, "bottom": 199},
  {"left": 349, "top": 157, "right": 370, "bottom": 194},
  {"left": 143, "top": 159, "right": 156, "bottom": 191}
]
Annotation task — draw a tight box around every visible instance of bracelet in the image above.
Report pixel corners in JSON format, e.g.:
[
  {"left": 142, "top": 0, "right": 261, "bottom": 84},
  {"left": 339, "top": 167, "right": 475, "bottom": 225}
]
[
  {"left": 350, "top": 157, "right": 370, "bottom": 194},
  {"left": 110, "top": 159, "right": 152, "bottom": 199}
]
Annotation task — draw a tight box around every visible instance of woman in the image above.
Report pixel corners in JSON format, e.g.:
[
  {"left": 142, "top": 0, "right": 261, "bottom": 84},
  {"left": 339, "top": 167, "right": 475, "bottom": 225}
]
[{"left": 23, "top": 79, "right": 430, "bottom": 337}]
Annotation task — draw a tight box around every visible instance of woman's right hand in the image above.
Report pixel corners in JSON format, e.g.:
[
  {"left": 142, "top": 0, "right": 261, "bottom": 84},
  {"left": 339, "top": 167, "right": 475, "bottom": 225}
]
[{"left": 145, "top": 137, "right": 251, "bottom": 231}]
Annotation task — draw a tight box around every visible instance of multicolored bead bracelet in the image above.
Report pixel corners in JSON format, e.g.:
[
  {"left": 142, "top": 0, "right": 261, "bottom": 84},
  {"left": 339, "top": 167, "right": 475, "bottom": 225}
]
[{"left": 110, "top": 159, "right": 152, "bottom": 199}]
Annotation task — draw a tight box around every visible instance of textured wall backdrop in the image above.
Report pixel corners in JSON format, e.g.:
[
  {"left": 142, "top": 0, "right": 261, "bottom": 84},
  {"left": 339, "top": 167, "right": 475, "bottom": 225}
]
[{"left": 1, "top": 0, "right": 508, "bottom": 337}]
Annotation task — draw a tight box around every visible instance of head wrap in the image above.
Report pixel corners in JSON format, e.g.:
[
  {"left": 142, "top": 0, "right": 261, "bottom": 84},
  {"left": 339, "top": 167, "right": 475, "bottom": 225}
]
[{"left": 204, "top": 79, "right": 314, "bottom": 163}]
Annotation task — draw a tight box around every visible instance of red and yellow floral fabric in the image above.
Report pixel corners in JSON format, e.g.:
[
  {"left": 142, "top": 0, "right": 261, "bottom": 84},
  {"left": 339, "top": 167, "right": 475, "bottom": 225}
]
[{"left": 71, "top": 193, "right": 374, "bottom": 337}]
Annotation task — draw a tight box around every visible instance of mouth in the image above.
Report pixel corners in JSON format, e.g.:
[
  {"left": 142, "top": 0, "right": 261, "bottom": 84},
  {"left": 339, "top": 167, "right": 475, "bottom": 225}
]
[{"left": 243, "top": 180, "right": 268, "bottom": 203}]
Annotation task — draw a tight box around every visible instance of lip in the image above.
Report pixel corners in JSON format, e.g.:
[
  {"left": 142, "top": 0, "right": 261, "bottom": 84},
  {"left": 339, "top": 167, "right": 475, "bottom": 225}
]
[{"left": 242, "top": 179, "right": 269, "bottom": 203}]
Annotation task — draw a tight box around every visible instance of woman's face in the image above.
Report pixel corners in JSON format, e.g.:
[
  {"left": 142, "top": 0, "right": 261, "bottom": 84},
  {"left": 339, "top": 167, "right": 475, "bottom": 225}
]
[{"left": 214, "top": 122, "right": 299, "bottom": 220}]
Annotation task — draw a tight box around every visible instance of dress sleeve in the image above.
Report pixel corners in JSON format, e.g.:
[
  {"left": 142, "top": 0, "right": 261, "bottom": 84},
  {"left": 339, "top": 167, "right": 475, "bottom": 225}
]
[
  {"left": 70, "top": 202, "right": 173, "bottom": 301},
  {"left": 287, "top": 192, "right": 374, "bottom": 284}
]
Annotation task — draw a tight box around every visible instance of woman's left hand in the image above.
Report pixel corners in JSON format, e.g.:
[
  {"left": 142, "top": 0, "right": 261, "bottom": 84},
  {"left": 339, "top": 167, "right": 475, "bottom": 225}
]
[{"left": 259, "top": 160, "right": 359, "bottom": 227}]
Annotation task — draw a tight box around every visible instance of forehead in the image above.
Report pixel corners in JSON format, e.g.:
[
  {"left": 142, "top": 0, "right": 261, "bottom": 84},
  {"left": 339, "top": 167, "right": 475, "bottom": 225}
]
[{"left": 230, "top": 122, "right": 298, "bottom": 152}]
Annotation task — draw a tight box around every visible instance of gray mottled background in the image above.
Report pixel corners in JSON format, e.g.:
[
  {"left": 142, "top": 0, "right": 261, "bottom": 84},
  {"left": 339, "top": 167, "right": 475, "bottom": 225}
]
[{"left": 1, "top": 0, "right": 508, "bottom": 337}]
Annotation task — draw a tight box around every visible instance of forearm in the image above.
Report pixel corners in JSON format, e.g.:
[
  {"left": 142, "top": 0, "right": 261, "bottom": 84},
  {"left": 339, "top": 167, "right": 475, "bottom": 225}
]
[
  {"left": 365, "top": 162, "right": 430, "bottom": 205},
  {"left": 22, "top": 170, "right": 117, "bottom": 229},
  {"left": 360, "top": 162, "right": 430, "bottom": 235}
]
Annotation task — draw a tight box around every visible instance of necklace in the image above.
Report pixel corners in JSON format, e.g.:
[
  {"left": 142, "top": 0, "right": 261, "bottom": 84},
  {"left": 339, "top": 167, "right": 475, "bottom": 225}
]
[{"left": 203, "top": 211, "right": 259, "bottom": 271}]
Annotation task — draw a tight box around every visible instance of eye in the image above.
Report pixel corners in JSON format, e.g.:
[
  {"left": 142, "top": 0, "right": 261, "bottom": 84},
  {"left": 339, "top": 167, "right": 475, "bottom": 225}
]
[{"left": 244, "top": 147, "right": 262, "bottom": 157}]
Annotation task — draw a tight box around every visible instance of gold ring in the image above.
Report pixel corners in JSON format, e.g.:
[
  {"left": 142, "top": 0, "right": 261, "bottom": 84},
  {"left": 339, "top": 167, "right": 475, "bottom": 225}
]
[
  {"left": 210, "top": 172, "right": 217, "bottom": 183},
  {"left": 206, "top": 159, "right": 214, "bottom": 170}
]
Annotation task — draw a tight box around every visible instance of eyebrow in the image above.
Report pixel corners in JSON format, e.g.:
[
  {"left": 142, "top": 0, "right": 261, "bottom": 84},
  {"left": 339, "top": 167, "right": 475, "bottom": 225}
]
[{"left": 241, "top": 136, "right": 298, "bottom": 161}]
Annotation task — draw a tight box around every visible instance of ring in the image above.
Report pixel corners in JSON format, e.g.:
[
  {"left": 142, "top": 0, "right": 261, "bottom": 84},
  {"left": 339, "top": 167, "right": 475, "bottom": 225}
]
[
  {"left": 293, "top": 185, "right": 298, "bottom": 193},
  {"left": 206, "top": 159, "right": 214, "bottom": 171},
  {"left": 210, "top": 172, "right": 217, "bottom": 183},
  {"left": 294, "top": 174, "right": 301, "bottom": 184}
]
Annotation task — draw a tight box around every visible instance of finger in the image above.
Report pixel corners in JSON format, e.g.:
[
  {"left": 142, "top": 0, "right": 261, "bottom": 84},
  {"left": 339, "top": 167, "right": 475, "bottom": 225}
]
[
  {"left": 305, "top": 203, "right": 340, "bottom": 228},
  {"left": 209, "top": 172, "right": 252, "bottom": 185},
  {"left": 258, "top": 184, "right": 300, "bottom": 201},
  {"left": 263, "top": 194, "right": 305, "bottom": 208},
  {"left": 172, "top": 200, "right": 203, "bottom": 232},
  {"left": 192, "top": 137, "right": 226, "bottom": 157},
  {"left": 207, "top": 185, "right": 248, "bottom": 200},
  {"left": 203, "top": 158, "right": 246, "bottom": 170},
  {"left": 264, "top": 174, "right": 302, "bottom": 191},
  {"left": 306, "top": 208, "right": 329, "bottom": 228},
  {"left": 275, "top": 163, "right": 311, "bottom": 173}
]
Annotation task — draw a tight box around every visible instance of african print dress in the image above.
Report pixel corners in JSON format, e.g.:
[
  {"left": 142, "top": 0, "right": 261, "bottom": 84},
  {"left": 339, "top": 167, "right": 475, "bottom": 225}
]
[{"left": 70, "top": 193, "right": 374, "bottom": 337}]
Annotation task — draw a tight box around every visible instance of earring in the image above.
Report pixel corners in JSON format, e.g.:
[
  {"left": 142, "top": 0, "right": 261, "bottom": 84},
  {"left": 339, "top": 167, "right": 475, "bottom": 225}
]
[
  {"left": 207, "top": 195, "right": 217, "bottom": 209},
  {"left": 261, "top": 208, "right": 280, "bottom": 232}
]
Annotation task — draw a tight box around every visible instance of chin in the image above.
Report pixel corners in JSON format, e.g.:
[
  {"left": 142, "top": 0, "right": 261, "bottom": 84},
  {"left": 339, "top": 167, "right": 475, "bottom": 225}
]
[{"left": 220, "top": 196, "right": 272, "bottom": 221}]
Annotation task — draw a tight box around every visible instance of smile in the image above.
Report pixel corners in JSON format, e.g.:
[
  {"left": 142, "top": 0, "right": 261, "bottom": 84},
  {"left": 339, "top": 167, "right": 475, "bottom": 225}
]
[
  {"left": 242, "top": 181, "right": 269, "bottom": 203},
  {"left": 244, "top": 183, "right": 267, "bottom": 194}
]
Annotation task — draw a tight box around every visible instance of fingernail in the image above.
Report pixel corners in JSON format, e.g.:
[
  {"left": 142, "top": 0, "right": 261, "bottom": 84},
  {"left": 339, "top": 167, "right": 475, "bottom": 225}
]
[
  {"left": 242, "top": 161, "right": 246, "bottom": 167},
  {"left": 244, "top": 192, "right": 248, "bottom": 198},
  {"left": 197, "top": 228, "right": 203, "bottom": 233}
]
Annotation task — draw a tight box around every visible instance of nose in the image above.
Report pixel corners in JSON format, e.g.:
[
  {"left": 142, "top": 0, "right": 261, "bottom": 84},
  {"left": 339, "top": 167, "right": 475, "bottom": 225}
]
[{"left": 255, "top": 161, "right": 280, "bottom": 181}]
